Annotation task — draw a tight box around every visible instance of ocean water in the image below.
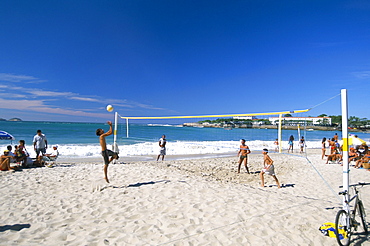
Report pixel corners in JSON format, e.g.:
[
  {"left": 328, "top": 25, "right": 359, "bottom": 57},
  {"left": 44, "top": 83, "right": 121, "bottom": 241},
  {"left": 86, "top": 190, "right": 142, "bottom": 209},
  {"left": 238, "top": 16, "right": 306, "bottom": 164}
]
[{"left": 0, "top": 121, "right": 369, "bottom": 158}]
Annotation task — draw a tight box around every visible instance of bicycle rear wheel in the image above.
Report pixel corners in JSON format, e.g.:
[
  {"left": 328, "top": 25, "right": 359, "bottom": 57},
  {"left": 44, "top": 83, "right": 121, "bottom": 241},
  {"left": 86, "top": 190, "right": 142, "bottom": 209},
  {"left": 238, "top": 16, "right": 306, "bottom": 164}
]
[
  {"left": 335, "top": 210, "right": 351, "bottom": 246},
  {"left": 358, "top": 201, "right": 368, "bottom": 234}
]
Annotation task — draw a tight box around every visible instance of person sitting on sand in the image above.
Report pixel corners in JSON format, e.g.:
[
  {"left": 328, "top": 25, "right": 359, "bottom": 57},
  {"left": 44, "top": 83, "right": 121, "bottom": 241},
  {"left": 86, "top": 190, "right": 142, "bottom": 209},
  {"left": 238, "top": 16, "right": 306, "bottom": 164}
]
[
  {"left": 356, "top": 143, "right": 368, "bottom": 158},
  {"left": 354, "top": 150, "right": 370, "bottom": 169},
  {"left": 325, "top": 152, "right": 342, "bottom": 164},
  {"left": 237, "top": 139, "right": 251, "bottom": 174},
  {"left": 6, "top": 145, "right": 17, "bottom": 163},
  {"left": 96, "top": 121, "right": 119, "bottom": 183},
  {"left": 260, "top": 149, "right": 280, "bottom": 188},
  {"left": 38, "top": 145, "right": 59, "bottom": 166},
  {"left": 15, "top": 140, "right": 29, "bottom": 167},
  {"left": 0, "top": 150, "right": 18, "bottom": 171},
  {"left": 349, "top": 147, "right": 359, "bottom": 162}
]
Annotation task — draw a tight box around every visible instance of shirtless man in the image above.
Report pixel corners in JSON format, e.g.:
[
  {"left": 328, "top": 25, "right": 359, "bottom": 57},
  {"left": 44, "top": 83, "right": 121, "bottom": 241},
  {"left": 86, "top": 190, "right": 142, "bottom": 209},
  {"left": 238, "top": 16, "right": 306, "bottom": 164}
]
[
  {"left": 96, "top": 121, "right": 119, "bottom": 183},
  {"left": 237, "top": 139, "right": 251, "bottom": 174},
  {"left": 260, "top": 149, "right": 280, "bottom": 188}
]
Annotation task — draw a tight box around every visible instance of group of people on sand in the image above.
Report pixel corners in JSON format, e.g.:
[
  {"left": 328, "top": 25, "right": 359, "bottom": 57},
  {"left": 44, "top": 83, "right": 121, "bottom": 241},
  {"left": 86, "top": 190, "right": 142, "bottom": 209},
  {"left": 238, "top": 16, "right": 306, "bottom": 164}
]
[
  {"left": 237, "top": 139, "right": 281, "bottom": 188},
  {"left": 321, "top": 133, "right": 370, "bottom": 171},
  {"left": 98, "top": 120, "right": 281, "bottom": 188},
  {"left": 273, "top": 135, "right": 306, "bottom": 153},
  {"left": 96, "top": 120, "right": 368, "bottom": 186},
  {"left": 0, "top": 129, "right": 59, "bottom": 171}
]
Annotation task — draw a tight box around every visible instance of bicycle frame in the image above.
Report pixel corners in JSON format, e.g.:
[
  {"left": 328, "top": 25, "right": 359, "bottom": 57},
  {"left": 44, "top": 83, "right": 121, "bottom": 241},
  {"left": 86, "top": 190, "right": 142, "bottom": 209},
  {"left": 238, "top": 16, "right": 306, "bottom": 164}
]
[
  {"left": 340, "top": 188, "right": 360, "bottom": 229},
  {"left": 336, "top": 183, "right": 369, "bottom": 246}
]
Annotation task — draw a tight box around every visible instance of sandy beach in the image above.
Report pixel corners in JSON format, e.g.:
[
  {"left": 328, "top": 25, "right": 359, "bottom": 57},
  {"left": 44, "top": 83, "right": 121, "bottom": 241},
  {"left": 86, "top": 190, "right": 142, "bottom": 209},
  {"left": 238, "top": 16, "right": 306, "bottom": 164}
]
[{"left": 1, "top": 149, "right": 369, "bottom": 245}]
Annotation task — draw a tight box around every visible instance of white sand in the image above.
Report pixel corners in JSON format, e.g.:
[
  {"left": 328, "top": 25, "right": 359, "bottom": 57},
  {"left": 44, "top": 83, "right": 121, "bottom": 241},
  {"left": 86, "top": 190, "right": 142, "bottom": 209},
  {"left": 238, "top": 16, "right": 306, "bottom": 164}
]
[{"left": 1, "top": 149, "right": 369, "bottom": 245}]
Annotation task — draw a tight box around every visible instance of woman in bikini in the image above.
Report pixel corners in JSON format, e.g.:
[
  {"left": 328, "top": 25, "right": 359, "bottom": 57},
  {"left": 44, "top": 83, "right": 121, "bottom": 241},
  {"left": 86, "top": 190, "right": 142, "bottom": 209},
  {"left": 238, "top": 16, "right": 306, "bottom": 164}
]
[{"left": 237, "top": 139, "right": 251, "bottom": 174}]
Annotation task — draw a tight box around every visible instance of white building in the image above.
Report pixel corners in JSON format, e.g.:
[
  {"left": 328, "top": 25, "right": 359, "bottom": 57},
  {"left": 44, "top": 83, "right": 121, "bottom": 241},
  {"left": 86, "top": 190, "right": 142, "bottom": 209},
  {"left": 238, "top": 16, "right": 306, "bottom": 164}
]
[
  {"left": 233, "top": 116, "right": 257, "bottom": 120},
  {"left": 269, "top": 117, "right": 332, "bottom": 126}
]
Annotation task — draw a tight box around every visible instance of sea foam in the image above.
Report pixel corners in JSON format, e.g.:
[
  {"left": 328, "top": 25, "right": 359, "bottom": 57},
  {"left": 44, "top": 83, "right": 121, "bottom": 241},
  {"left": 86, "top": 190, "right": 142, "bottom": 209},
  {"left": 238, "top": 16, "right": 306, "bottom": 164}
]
[{"left": 0, "top": 140, "right": 322, "bottom": 159}]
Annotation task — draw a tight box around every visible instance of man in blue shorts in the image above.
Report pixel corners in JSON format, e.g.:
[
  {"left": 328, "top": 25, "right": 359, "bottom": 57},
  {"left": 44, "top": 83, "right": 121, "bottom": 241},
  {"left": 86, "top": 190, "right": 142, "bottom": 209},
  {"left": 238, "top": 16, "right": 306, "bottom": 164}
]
[{"left": 33, "top": 130, "right": 48, "bottom": 160}]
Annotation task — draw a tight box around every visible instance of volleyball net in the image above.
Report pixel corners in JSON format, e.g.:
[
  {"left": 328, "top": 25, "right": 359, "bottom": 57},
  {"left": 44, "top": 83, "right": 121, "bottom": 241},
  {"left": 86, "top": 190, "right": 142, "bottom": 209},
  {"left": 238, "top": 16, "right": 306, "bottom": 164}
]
[{"left": 110, "top": 108, "right": 335, "bottom": 156}]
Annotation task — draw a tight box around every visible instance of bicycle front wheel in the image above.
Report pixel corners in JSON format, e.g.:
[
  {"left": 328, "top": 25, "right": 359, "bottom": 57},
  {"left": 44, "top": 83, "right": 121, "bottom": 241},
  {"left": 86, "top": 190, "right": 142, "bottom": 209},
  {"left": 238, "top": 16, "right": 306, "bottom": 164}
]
[
  {"left": 335, "top": 209, "right": 351, "bottom": 246},
  {"left": 358, "top": 201, "right": 368, "bottom": 234}
]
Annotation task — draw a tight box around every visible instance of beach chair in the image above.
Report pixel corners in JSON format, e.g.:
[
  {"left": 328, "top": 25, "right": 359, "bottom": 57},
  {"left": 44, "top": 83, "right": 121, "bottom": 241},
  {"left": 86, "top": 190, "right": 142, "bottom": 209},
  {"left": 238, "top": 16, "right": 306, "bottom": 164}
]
[{"left": 43, "top": 155, "right": 58, "bottom": 167}]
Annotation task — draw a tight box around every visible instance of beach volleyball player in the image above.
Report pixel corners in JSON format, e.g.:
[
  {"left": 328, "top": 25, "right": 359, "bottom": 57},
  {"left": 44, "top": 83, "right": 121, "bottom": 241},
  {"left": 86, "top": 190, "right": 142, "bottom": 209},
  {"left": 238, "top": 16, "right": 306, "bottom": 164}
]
[{"left": 96, "top": 121, "right": 119, "bottom": 183}]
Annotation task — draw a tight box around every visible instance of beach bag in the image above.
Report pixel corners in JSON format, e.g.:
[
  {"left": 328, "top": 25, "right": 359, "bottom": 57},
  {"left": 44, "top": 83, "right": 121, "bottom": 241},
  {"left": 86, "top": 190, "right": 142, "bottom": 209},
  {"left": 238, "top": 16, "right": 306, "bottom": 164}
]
[
  {"left": 319, "top": 222, "right": 347, "bottom": 240},
  {"left": 363, "top": 162, "right": 370, "bottom": 169}
]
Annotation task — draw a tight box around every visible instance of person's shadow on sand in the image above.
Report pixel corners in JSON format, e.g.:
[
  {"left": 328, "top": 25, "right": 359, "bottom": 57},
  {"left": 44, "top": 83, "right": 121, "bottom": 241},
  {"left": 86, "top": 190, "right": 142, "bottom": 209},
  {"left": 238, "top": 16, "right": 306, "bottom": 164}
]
[
  {"left": 98, "top": 180, "right": 171, "bottom": 191},
  {"left": 0, "top": 224, "right": 31, "bottom": 232},
  {"left": 127, "top": 180, "right": 170, "bottom": 187}
]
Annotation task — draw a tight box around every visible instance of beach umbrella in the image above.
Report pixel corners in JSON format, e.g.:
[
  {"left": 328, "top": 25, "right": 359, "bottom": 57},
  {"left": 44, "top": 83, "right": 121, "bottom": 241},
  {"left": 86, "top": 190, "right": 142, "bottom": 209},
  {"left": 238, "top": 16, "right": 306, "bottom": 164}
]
[
  {"left": 0, "top": 130, "right": 15, "bottom": 140},
  {"left": 349, "top": 135, "right": 366, "bottom": 146}
]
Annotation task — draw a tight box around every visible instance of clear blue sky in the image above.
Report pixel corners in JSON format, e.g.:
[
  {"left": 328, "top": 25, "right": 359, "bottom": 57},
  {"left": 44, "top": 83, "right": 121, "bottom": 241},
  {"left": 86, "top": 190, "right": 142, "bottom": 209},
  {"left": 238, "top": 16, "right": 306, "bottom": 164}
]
[{"left": 0, "top": 0, "right": 369, "bottom": 122}]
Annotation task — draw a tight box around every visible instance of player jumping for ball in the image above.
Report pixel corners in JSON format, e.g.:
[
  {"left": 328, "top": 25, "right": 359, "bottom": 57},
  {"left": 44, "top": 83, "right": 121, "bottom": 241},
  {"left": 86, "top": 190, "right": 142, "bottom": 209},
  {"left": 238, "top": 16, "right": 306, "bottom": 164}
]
[{"left": 96, "top": 121, "right": 119, "bottom": 183}]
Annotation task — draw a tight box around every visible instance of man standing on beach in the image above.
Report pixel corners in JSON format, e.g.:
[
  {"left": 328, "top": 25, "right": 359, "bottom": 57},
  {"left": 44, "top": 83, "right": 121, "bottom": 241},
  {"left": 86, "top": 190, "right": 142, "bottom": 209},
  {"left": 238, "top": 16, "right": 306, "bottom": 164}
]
[
  {"left": 96, "top": 121, "right": 119, "bottom": 183},
  {"left": 33, "top": 130, "right": 47, "bottom": 160},
  {"left": 157, "top": 135, "right": 167, "bottom": 161},
  {"left": 237, "top": 139, "right": 251, "bottom": 174}
]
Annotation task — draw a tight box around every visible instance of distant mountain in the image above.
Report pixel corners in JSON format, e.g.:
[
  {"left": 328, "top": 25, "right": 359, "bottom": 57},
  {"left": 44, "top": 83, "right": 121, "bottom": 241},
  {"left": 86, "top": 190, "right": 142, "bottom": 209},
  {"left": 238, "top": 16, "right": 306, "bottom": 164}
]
[
  {"left": 0, "top": 118, "right": 6, "bottom": 121},
  {"left": 8, "top": 118, "right": 22, "bottom": 121}
]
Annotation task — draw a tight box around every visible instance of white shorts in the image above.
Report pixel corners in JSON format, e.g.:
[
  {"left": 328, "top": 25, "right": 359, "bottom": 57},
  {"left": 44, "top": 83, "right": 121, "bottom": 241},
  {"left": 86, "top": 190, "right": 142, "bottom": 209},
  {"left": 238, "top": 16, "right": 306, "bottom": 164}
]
[{"left": 262, "top": 165, "right": 275, "bottom": 176}]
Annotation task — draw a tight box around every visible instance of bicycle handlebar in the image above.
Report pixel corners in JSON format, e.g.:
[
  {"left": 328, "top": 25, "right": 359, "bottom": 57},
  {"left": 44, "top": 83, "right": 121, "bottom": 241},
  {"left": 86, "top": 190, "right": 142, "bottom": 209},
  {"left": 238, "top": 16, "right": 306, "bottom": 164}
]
[{"left": 339, "top": 182, "right": 370, "bottom": 188}]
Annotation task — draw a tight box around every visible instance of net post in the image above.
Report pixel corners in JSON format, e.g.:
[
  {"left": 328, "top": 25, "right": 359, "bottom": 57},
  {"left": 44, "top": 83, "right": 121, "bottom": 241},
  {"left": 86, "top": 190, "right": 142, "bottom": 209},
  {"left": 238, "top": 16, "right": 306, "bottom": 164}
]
[
  {"left": 341, "top": 89, "right": 349, "bottom": 209},
  {"left": 126, "top": 118, "right": 129, "bottom": 138},
  {"left": 112, "top": 112, "right": 119, "bottom": 164},
  {"left": 113, "top": 112, "right": 118, "bottom": 151},
  {"left": 278, "top": 114, "right": 282, "bottom": 153}
]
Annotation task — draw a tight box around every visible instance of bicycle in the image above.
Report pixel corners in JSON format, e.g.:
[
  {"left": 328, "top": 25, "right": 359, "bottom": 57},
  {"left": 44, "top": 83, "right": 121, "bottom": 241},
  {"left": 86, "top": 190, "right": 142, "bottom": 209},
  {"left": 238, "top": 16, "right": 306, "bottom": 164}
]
[{"left": 335, "top": 182, "right": 369, "bottom": 246}]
